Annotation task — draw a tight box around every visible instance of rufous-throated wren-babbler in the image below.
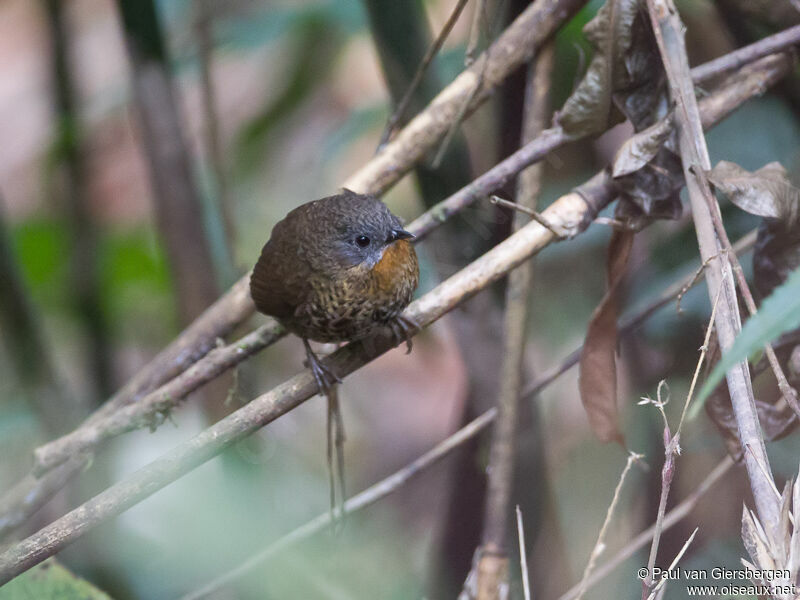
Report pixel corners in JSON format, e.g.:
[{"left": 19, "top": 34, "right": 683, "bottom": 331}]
[{"left": 250, "top": 189, "right": 420, "bottom": 391}]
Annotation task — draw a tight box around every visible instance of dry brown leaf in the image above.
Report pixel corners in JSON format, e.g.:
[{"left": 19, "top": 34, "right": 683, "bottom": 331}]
[
  {"left": 578, "top": 229, "right": 634, "bottom": 444},
  {"left": 742, "top": 506, "right": 777, "bottom": 571},
  {"left": 557, "top": 0, "right": 660, "bottom": 136},
  {"left": 708, "top": 160, "right": 800, "bottom": 222},
  {"left": 612, "top": 117, "right": 674, "bottom": 178},
  {"left": 613, "top": 147, "right": 684, "bottom": 223},
  {"left": 754, "top": 220, "right": 800, "bottom": 302}
]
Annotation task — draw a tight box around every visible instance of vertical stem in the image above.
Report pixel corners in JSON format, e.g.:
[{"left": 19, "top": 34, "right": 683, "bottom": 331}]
[
  {"left": 0, "top": 200, "right": 80, "bottom": 436},
  {"left": 194, "top": 1, "right": 237, "bottom": 287},
  {"left": 115, "top": 0, "right": 221, "bottom": 326},
  {"left": 44, "top": 0, "right": 114, "bottom": 403},
  {"left": 477, "top": 42, "right": 555, "bottom": 600},
  {"left": 645, "top": 0, "right": 779, "bottom": 533}
]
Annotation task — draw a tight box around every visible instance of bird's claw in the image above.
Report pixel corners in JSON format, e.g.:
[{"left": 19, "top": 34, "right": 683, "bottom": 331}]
[
  {"left": 303, "top": 339, "right": 341, "bottom": 394},
  {"left": 388, "top": 315, "right": 418, "bottom": 354}
]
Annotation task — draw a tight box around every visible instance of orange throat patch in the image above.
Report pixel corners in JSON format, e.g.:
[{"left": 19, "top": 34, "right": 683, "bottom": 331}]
[{"left": 371, "top": 239, "right": 417, "bottom": 293}]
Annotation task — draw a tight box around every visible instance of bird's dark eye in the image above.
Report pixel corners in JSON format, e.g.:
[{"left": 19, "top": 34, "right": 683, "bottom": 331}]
[{"left": 355, "top": 235, "right": 371, "bottom": 248}]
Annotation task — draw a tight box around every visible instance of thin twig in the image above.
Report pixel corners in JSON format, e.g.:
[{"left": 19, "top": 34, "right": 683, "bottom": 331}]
[
  {"left": 432, "top": 0, "right": 501, "bottom": 169},
  {"left": 194, "top": 1, "right": 237, "bottom": 284},
  {"left": 516, "top": 505, "right": 532, "bottom": 600},
  {"left": 575, "top": 452, "right": 644, "bottom": 600},
  {"left": 465, "top": 0, "right": 488, "bottom": 65},
  {"left": 646, "top": 528, "right": 699, "bottom": 600},
  {"left": 431, "top": 57, "right": 487, "bottom": 169},
  {"left": 642, "top": 282, "right": 724, "bottom": 598},
  {"left": 490, "top": 195, "right": 563, "bottom": 236},
  {"left": 377, "top": 0, "right": 471, "bottom": 149},
  {"left": 646, "top": 0, "right": 780, "bottom": 535},
  {"left": 678, "top": 278, "right": 725, "bottom": 432},
  {"left": 558, "top": 457, "right": 734, "bottom": 600},
  {"left": 690, "top": 23, "right": 800, "bottom": 83}
]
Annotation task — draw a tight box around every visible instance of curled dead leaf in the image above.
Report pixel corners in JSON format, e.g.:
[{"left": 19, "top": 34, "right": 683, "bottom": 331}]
[
  {"left": 612, "top": 117, "right": 674, "bottom": 178},
  {"left": 557, "top": 0, "right": 663, "bottom": 136},
  {"left": 708, "top": 160, "right": 800, "bottom": 223},
  {"left": 578, "top": 229, "right": 634, "bottom": 444}
]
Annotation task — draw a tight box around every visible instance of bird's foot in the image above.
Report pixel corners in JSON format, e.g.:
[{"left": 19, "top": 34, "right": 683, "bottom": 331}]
[
  {"left": 303, "top": 339, "right": 342, "bottom": 394},
  {"left": 388, "top": 315, "right": 418, "bottom": 354}
]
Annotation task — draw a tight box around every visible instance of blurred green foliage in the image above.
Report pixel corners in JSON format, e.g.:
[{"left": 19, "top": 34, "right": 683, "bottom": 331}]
[
  {"left": 0, "top": 560, "right": 112, "bottom": 600},
  {"left": 11, "top": 219, "right": 174, "bottom": 339}
]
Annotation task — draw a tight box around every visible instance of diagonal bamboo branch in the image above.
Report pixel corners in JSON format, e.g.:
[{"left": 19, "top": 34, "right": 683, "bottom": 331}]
[
  {"left": 29, "top": 48, "right": 793, "bottom": 480},
  {"left": 4, "top": 47, "right": 792, "bottom": 546},
  {"left": 30, "top": 128, "right": 575, "bottom": 477},
  {"left": 185, "top": 231, "right": 756, "bottom": 600},
  {"left": 646, "top": 0, "right": 781, "bottom": 533},
  {"left": 0, "top": 181, "right": 597, "bottom": 585},
  {"left": 689, "top": 23, "right": 800, "bottom": 82}
]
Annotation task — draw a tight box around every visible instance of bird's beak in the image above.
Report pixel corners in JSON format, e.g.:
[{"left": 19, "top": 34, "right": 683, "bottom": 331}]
[{"left": 391, "top": 228, "right": 415, "bottom": 242}]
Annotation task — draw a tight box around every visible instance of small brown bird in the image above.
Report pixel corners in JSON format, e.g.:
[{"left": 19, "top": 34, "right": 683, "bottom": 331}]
[{"left": 250, "top": 189, "right": 420, "bottom": 390}]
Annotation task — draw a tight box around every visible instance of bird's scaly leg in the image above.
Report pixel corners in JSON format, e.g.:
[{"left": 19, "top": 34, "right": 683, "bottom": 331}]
[
  {"left": 302, "top": 338, "right": 341, "bottom": 393},
  {"left": 388, "top": 315, "right": 419, "bottom": 354}
]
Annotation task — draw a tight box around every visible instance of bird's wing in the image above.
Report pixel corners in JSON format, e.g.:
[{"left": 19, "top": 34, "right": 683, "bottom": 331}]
[{"left": 249, "top": 218, "right": 311, "bottom": 321}]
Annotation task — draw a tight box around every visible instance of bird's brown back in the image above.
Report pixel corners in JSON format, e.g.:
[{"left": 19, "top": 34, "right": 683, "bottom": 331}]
[{"left": 250, "top": 208, "right": 312, "bottom": 321}]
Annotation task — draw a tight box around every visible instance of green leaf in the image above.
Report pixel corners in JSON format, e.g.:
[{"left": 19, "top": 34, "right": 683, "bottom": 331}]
[
  {"left": 694, "top": 266, "right": 800, "bottom": 413},
  {"left": 0, "top": 559, "right": 113, "bottom": 600}
]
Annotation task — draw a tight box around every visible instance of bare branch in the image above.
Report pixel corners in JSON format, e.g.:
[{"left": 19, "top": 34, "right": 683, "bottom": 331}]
[
  {"left": 0, "top": 181, "right": 600, "bottom": 585},
  {"left": 5, "top": 44, "right": 790, "bottom": 544},
  {"left": 575, "top": 452, "right": 644, "bottom": 600},
  {"left": 646, "top": 0, "right": 781, "bottom": 534},
  {"left": 690, "top": 24, "right": 800, "bottom": 83},
  {"left": 476, "top": 41, "right": 554, "bottom": 600}
]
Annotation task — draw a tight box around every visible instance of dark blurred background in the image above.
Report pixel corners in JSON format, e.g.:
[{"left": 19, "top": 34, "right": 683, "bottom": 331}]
[{"left": 1, "top": 0, "right": 800, "bottom": 598}]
